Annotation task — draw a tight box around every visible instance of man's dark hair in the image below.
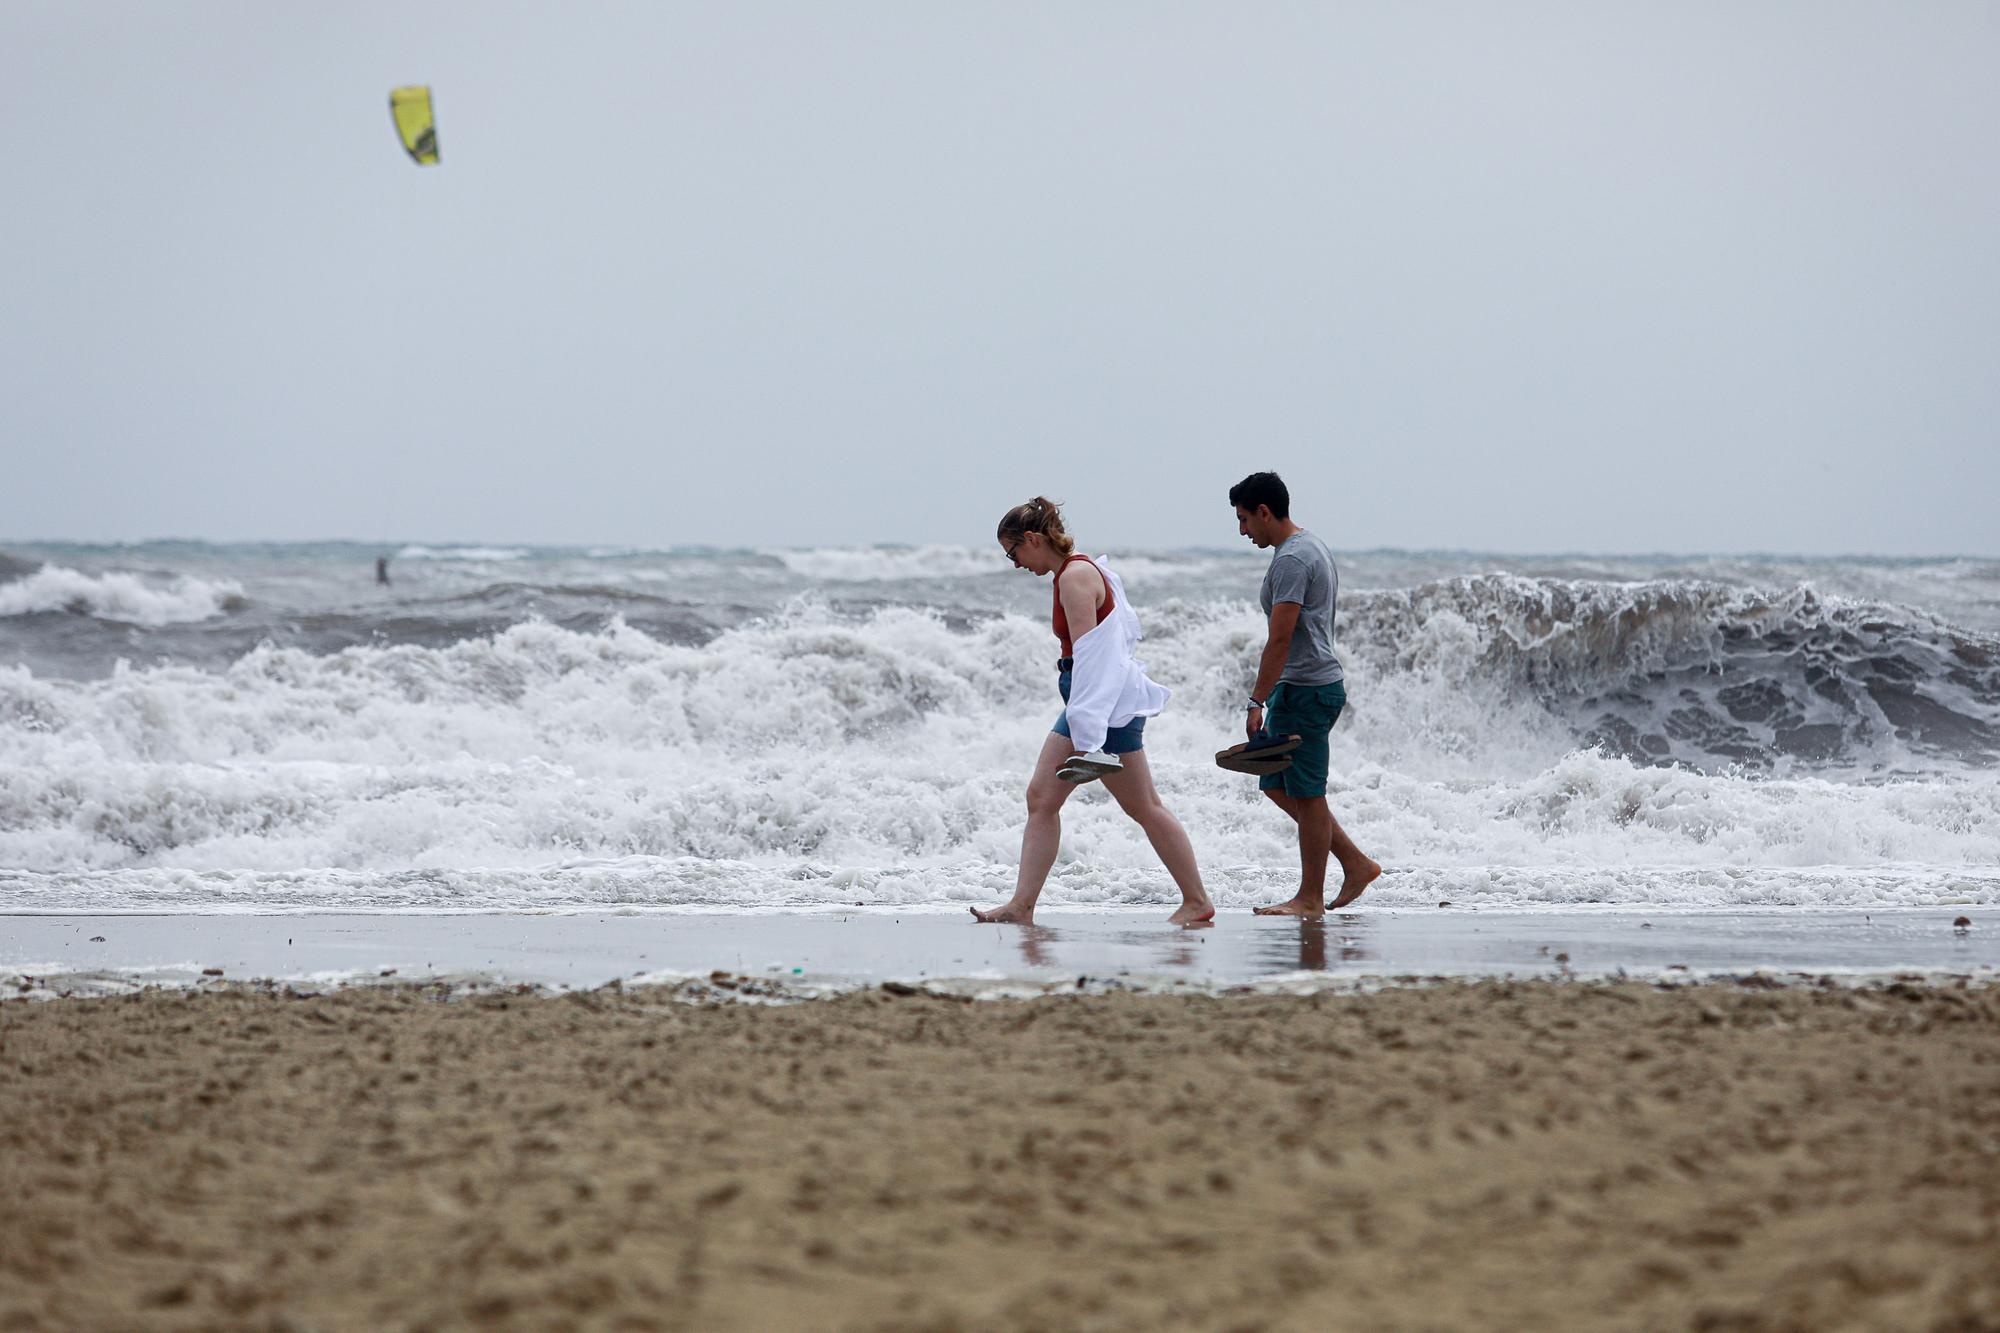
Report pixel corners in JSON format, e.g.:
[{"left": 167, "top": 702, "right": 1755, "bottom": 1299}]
[{"left": 1228, "top": 471, "right": 1290, "bottom": 520}]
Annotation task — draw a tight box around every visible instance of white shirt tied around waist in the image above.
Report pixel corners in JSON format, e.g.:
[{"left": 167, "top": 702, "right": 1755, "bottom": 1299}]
[{"left": 1063, "top": 556, "right": 1171, "bottom": 752}]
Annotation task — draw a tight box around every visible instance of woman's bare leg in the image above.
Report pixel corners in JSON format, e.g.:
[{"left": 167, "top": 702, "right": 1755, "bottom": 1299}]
[
  {"left": 972, "top": 732, "right": 1077, "bottom": 925},
  {"left": 1101, "top": 749, "right": 1214, "bottom": 924}
]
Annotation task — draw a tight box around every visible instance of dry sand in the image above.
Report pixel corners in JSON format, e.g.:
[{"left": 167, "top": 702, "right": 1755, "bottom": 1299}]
[{"left": 3, "top": 979, "right": 1997, "bottom": 1332}]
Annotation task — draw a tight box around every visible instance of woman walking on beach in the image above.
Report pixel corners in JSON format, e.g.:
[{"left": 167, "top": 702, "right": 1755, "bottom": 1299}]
[{"left": 972, "top": 497, "right": 1214, "bottom": 926}]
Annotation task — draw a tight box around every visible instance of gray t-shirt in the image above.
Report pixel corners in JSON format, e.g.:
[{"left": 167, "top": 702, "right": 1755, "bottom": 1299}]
[{"left": 1259, "top": 530, "right": 1344, "bottom": 686}]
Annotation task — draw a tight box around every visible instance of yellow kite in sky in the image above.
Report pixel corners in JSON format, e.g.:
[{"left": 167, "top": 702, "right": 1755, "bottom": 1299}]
[{"left": 389, "top": 86, "right": 439, "bottom": 165}]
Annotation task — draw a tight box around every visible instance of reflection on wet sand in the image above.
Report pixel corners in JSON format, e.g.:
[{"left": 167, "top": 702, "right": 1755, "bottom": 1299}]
[
  {"left": 1008, "top": 925, "right": 1058, "bottom": 969},
  {"left": 985, "top": 916, "right": 1376, "bottom": 978},
  {"left": 1265, "top": 918, "right": 1374, "bottom": 972},
  {"left": 1085, "top": 928, "right": 1196, "bottom": 972}
]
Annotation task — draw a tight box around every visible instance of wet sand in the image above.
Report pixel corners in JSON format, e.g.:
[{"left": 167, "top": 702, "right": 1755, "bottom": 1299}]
[
  {"left": 5, "top": 980, "right": 1999, "bottom": 1331},
  {"left": 7, "top": 907, "right": 1996, "bottom": 995}
]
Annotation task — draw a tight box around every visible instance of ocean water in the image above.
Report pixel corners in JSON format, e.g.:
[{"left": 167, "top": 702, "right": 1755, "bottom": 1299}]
[{"left": 3, "top": 541, "right": 1998, "bottom": 915}]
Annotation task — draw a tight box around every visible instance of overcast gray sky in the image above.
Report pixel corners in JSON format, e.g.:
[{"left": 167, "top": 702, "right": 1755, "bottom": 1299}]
[{"left": 3, "top": 2, "right": 1995, "bottom": 554}]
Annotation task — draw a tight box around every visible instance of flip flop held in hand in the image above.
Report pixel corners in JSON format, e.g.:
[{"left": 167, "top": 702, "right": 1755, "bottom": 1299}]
[
  {"left": 1056, "top": 750, "right": 1123, "bottom": 784},
  {"left": 1214, "top": 730, "right": 1303, "bottom": 776}
]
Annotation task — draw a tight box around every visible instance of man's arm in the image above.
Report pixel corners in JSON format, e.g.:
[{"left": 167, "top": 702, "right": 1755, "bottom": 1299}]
[{"left": 1248, "top": 601, "right": 1300, "bottom": 736}]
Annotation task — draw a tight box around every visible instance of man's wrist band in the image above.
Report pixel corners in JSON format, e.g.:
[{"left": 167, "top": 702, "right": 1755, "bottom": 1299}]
[{"left": 1246, "top": 696, "right": 1264, "bottom": 709}]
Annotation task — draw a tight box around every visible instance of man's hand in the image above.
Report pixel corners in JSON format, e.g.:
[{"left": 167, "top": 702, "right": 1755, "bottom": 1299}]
[{"left": 1246, "top": 704, "right": 1265, "bottom": 739}]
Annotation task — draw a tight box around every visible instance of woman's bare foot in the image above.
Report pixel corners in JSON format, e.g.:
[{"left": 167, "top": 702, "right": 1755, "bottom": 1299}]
[
  {"left": 1329, "top": 857, "right": 1382, "bottom": 909},
  {"left": 1168, "top": 899, "right": 1216, "bottom": 926},
  {"left": 1252, "top": 894, "right": 1325, "bottom": 917},
  {"left": 970, "top": 903, "right": 1035, "bottom": 925}
]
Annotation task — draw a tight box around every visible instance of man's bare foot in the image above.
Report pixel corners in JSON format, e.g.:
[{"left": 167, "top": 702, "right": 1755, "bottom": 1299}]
[
  {"left": 1252, "top": 895, "right": 1325, "bottom": 917},
  {"left": 1330, "top": 858, "right": 1382, "bottom": 909},
  {"left": 970, "top": 903, "right": 1035, "bottom": 924},
  {"left": 1168, "top": 899, "right": 1216, "bottom": 926}
]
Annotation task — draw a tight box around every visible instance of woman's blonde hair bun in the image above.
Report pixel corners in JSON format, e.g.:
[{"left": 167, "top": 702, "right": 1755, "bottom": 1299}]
[{"left": 996, "top": 495, "right": 1075, "bottom": 557}]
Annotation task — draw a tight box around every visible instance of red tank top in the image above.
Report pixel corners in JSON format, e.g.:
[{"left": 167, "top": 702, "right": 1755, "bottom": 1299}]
[{"left": 1052, "top": 555, "right": 1115, "bottom": 657}]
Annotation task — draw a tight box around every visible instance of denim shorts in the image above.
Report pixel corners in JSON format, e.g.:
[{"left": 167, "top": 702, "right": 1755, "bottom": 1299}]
[{"left": 1051, "top": 666, "right": 1146, "bottom": 754}]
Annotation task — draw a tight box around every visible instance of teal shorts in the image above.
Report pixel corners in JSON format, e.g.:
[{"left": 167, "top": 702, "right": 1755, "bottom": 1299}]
[{"left": 1259, "top": 680, "right": 1346, "bottom": 799}]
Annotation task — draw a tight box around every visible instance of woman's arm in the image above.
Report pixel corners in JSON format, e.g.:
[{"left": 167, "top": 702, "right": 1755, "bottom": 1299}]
[{"left": 1058, "top": 562, "right": 1104, "bottom": 643}]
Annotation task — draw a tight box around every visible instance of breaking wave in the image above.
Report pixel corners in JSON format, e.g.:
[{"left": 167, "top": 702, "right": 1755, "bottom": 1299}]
[
  {"left": 1341, "top": 576, "right": 2000, "bottom": 774},
  {"left": 2, "top": 579, "right": 1997, "bottom": 911},
  {"left": 0, "top": 565, "right": 245, "bottom": 626}
]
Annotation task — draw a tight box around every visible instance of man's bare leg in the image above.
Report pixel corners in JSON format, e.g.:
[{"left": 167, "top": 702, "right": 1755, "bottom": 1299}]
[
  {"left": 1101, "top": 750, "right": 1214, "bottom": 925},
  {"left": 1329, "top": 814, "right": 1382, "bottom": 908},
  {"left": 1254, "top": 791, "right": 1333, "bottom": 916},
  {"left": 1252, "top": 791, "right": 1380, "bottom": 913},
  {"left": 1263, "top": 789, "right": 1304, "bottom": 826},
  {"left": 972, "top": 733, "right": 1076, "bottom": 925}
]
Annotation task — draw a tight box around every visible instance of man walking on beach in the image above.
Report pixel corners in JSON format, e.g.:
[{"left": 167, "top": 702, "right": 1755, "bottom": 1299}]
[{"left": 1231, "top": 471, "right": 1381, "bottom": 914}]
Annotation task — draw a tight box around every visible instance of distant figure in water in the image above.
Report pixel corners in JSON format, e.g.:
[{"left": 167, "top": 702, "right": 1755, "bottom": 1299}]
[
  {"left": 375, "top": 556, "right": 391, "bottom": 586},
  {"left": 1230, "top": 471, "right": 1381, "bottom": 915},
  {"left": 972, "top": 496, "right": 1214, "bottom": 927}
]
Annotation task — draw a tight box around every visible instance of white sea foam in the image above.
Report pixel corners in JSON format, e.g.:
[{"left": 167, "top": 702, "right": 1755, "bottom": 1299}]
[
  {"left": 6, "top": 862, "right": 1996, "bottom": 916},
  {"left": 394, "top": 545, "right": 532, "bottom": 561},
  {"left": 767, "top": 544, "right": 1012, "bottom": 581},
  {"left": 767, "top": 545, "right": 1238, "bottom": 584},
  {"left": 2, "top": 606, "right": 1996, "bottom": 912},
  {"left": 0, "top": 565, "right": 242, "bottom": 625}
]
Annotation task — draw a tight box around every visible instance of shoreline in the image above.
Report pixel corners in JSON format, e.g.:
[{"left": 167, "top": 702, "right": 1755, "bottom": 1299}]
[{"left": 5, "top": 907, "right": 1993, "bottom": 1001}]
